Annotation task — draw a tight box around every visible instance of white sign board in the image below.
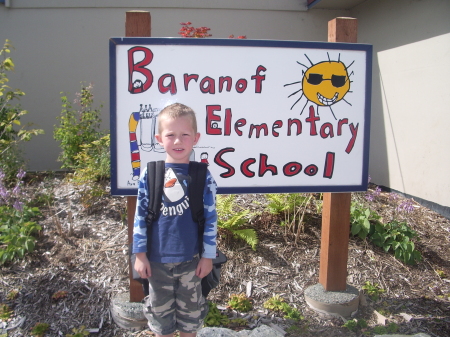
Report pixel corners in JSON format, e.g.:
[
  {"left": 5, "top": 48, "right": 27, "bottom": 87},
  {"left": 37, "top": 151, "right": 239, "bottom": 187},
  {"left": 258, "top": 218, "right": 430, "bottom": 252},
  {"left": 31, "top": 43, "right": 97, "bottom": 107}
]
[{"left": 109, "top": 38, "right": 372, "bottom": 195}]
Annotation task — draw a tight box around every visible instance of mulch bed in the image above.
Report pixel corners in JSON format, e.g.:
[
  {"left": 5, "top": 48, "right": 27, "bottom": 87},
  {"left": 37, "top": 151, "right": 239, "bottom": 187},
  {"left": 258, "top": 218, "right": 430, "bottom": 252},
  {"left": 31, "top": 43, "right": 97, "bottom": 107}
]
[{"left": 1, "top": 174, "right": 449, "bottom": 336}]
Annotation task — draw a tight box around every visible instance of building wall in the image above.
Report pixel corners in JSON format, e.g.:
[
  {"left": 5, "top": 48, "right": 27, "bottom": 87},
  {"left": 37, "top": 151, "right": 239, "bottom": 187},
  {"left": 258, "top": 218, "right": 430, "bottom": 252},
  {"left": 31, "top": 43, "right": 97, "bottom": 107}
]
[
  {"left": 350, "top": 0, "right": 450, "bottom": 214},
  {"left": 0, "top": 1, "right": 346, "bottom": 171},
  {"left": 1, "top": 0, "right": 449, "bottom": 215}
]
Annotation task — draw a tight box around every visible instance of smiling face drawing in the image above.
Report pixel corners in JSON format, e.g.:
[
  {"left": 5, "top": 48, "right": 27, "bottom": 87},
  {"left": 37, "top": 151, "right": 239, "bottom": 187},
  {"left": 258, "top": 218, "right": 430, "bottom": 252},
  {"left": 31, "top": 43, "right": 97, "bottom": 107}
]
[{"left": 286, "top": 53, "right": 354, "bottom": 119}]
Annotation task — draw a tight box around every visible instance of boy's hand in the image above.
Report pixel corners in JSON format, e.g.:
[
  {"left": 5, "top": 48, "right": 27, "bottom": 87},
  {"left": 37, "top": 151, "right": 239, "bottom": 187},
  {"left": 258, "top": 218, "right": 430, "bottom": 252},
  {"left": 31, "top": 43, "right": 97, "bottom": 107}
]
[
  {"left": 134, "top": 252, "right": 151, "bottom": 278},
  {"left": 196, "top": 257, "right": 213, "bottom": 279}
]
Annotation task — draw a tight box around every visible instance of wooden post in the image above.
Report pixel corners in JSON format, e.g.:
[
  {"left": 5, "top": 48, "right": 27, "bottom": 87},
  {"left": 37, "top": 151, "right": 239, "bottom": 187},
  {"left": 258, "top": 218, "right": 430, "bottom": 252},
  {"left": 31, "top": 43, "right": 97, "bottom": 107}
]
[
  {"left": 126, "top": 10, "right": 151, "bottom": 303},
  {"left": 318, "top": 17, "right": 357, "bottom": 291}
]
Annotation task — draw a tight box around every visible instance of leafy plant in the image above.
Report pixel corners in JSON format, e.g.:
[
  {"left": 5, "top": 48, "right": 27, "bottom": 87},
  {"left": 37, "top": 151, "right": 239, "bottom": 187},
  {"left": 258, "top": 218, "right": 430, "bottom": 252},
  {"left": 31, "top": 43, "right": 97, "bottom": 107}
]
[
  {"left": 71, "top": 134, "right": 110, "bottom": 183},
  {"left": 370, "top": 220, "right": 422, "bottom": 265},
  {"left": 179, "top": 22, "right": 212, "bottom": 38},
  {"left": 362, "top": 281, "right": 385, "bottom": 301},
  {"left": 0, "top": 303, "right": 13, "bottom": 320},
  {"left": 263, "top": 294, "right": 286, "bottom": 312},
  {"left": 0, "top": 40, "right": 44, "bottom": 181},
  {"left": 66, "top": 325, "right": 90, "bottom": 337},
  {"left": 280, "top": 302, "right": 303, "bottom": 321},
  {"left": 204, "top": 302, "right": 229, "bottom": 327},
  {"left": 342, "top": 318, "right": 367, "bottom": 331},
  {"left": 264, "top": 295, "right": 303, "bottom": 321},
  {"left": 0, "top": 204, "right": 41, "bottom": 264},
  {"left": 30, "top": 322, "right": 49, "bottom": 337},
  {"left": 229, "top": 318, "right": 248, "bottom": 328},
  {"left": 228, "top": 293, "right": 252, "bottom": 312},
  {"left": 217, "top": 195, "right": 258, "bottom": 250},
  {"left": 54, "top": 82, "right": 104, "bottom": 170},
  {"left": 372, "top": 322, "right": 398, "bottom": 334},
  {"left": 266, "top": 193, "right": 314, "bottom": 243},
  {"left": 350, "top": 202, "right": 382, "bottom": 240}
]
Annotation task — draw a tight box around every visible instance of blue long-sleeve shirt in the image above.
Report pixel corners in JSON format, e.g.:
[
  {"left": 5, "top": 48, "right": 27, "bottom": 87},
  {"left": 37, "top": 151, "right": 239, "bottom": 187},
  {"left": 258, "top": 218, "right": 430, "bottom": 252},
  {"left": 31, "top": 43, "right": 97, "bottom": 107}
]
[{"left": 132, "top": 163, "right": 217, "bottom": 263}]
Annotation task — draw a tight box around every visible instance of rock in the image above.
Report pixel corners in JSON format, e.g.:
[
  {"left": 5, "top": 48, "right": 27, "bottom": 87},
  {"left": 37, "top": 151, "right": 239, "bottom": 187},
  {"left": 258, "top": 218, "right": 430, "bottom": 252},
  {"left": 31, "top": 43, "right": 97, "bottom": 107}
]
[
  {"left": 374, "top": 332, "right": 431, "bottom": 337},
  {"left": 197, "top": 327, "right": 239, "bottom": 337},
  {"left": 197, "top": 324, "right": 285, "bottom": 337}
]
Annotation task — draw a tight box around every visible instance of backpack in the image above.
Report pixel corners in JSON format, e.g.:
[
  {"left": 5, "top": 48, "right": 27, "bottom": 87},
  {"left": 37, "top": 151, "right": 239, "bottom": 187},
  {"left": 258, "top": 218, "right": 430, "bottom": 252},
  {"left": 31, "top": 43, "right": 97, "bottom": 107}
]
[{"left": 131, "top": 160, "right": 227, "bottom": 298}]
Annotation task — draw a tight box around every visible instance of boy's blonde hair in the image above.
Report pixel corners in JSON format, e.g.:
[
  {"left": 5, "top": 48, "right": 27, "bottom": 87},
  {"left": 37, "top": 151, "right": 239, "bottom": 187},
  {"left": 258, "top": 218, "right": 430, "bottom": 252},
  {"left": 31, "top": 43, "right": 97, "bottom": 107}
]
[{"left": 157, "top": 103, "right": 198, "bottom": 134}]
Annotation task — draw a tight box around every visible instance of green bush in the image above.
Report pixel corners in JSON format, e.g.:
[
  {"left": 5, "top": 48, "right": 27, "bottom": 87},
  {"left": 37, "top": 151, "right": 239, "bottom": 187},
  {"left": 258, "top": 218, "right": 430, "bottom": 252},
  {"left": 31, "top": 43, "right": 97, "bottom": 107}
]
[
  {"left": 0, "top": 39, "right": 43, "bottom": 181},
  {"left": 72, "top": 134, "right": 110, "bottom": 183},
  {"left": 54, "top": 83, "right": 104, "bottom": 170}
]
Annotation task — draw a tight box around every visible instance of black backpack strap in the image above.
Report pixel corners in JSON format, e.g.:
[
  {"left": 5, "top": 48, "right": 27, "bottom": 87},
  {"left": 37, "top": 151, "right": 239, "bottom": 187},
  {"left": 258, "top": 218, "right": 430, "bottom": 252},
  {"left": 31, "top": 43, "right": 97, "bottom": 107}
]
[
  {"left": 188, "top": 161, "right": 208, "bottom": 255},
  {"left": 145, "top": 160, "right": 165, "bottom": 225}
]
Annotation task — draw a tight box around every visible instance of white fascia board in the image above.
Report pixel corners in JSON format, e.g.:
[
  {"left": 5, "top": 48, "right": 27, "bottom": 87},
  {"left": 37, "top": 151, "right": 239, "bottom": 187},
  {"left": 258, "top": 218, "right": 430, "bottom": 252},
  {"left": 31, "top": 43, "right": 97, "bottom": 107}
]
[{"left": 9, "top": 0, "right": 308, "bottom": 11}]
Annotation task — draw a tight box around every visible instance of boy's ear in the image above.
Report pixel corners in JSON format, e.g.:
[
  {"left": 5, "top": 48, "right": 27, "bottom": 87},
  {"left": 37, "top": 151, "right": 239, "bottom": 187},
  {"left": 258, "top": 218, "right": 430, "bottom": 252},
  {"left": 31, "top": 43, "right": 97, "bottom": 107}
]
[
  {"left": 194, "top": 133, "right": 201, "bottom": 145},
  {"left": 155, "top": 134, "right": 162, "bottom": 144}
]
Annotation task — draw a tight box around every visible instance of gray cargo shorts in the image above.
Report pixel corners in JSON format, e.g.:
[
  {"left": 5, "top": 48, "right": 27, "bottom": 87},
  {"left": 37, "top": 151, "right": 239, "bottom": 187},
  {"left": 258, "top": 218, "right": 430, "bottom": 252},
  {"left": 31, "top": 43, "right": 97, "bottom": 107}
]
[{"left": 143, "top": 256, "right": 208, "bottom": 335}]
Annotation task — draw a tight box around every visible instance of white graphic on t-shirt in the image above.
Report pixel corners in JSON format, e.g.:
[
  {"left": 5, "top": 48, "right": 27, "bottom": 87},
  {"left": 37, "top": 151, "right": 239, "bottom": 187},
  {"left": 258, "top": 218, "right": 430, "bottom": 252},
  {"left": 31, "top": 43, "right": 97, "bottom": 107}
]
[{"left": 163, "top": 168, "right": 185, "bottom": 203}]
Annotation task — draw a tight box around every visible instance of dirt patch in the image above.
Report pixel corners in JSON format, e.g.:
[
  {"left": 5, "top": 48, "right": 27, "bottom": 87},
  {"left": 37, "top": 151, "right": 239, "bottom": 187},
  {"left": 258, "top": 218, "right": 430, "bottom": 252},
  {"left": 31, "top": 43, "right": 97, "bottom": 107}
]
[{"left": 1, "top": 175, "right": 449, "bottom": 336}]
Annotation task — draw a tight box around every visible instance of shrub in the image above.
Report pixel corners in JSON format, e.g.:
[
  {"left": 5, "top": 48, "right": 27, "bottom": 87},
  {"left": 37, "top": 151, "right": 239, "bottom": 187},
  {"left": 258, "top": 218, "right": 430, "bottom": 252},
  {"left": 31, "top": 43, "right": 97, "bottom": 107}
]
[
  {"left": 0, "top": 39, "right": 43, "bottom": 181},
  {"left": 72, "top": 134, "right": 110, "bottom": 183},
  {"left": 54, "top": 82, "right": 104, "bottom": 170}
]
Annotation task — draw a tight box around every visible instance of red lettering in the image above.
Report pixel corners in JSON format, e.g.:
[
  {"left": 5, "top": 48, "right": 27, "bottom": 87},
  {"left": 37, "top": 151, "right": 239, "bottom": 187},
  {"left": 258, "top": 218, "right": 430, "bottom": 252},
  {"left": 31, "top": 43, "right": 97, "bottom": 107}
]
[
  {"left": 251, "top": 65, "right": 267, "bottom": 93},
  {"left": 184, "top": 74, "right": 199, "bottom": 91},
  {"left": 287, "top": 118, "right": 302, "bottom": 136},
  {"left": 241, "top": 158, "right": 256, "bottom": 177},
  {"left": 224, "top": 108, "right": 232, "bottom": 136},
  {"left": 272, "top": 120, "right": 283, "bottom": 137},
  {"left": 259, "top": 154, "right": 277, "bottom": 177},
  {"left": 320, "top": 122, "right": 334, "bottom": 138},
  {"left": 200, "top": 76, "right": 215, "bottom": 94},
  {"left": 283, "top": 162, "right": 302, "bottom": 176},
  {"left": 304, "top": 164, "right": 318, "bottom": 176},
  {"left": 235, "top": 79, "right": 247, "bottom": 93},
  {"left": 249, "top": 124, "right": 268, "bottom": 138},
  {"left": 206, "top": 105, "right": 222, "bottom": 135},
  {"left": 323, "top": 152, "right": 335, "bottom": 179},
  {"left": 158, "top": 74, "right": 177, "bottom": 95},
  {"left": 214, "top": 147, "right": 235, "bottom": 178},
  {"left": 219, "top": 76, "right": 232, "bottom": 92},
  {"left": 306, "top": 106, "right": 320, "bottom": 136},
  {"left": 128, "top": 46, "right": 153, "bottom": 94},
  {"left": 337, "top": 118, "right": 348, "bottom": 136},
  {"left": 346, "top": 123, "right": 359, "bottom": 154},
  {"left": 235, "top": 118, "right": 246, "bottom": 136}
]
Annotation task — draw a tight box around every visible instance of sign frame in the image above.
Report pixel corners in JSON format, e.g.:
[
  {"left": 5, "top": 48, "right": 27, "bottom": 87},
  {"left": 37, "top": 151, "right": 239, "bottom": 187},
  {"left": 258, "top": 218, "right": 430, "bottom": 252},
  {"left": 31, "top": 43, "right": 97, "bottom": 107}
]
[{"left": 109, "top": 37, "right": 372, "bottom": 196}]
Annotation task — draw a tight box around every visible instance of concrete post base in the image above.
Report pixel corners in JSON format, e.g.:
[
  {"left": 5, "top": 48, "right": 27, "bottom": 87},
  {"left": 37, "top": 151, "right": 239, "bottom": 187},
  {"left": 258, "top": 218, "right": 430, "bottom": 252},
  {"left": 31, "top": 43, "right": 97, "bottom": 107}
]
[
  {"left": 110, "top": 292, "right": 147, "bottom": 331},
  {"left": 304, "top": 283, "right": 360, "bottom": 319}
]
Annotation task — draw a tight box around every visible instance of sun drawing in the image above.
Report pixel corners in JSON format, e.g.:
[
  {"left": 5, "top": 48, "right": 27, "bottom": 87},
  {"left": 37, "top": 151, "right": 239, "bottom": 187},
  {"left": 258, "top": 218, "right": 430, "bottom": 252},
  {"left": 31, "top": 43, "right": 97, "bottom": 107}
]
[{"left": 285, "top": 53, "right": 354, "bottom": 120}]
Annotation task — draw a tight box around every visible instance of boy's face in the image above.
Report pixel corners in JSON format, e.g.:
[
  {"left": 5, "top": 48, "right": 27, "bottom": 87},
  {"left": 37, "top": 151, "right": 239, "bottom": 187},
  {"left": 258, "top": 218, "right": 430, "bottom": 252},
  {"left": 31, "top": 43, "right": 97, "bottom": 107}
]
[{"left": 155, "top": 115, "right": 200, "bottom": 164}]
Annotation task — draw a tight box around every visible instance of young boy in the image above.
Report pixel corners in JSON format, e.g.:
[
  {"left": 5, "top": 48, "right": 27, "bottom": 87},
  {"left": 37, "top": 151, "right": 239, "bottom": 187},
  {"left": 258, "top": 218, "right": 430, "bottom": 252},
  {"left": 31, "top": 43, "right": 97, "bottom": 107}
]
[{"left": 133, "top": 103, "right": 217, "bottom": 337}]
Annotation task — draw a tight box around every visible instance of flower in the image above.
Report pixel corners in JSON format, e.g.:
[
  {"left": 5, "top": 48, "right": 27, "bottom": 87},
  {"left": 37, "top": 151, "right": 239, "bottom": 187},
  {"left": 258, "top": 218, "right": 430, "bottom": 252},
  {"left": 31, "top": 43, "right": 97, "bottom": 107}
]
[{"left": 397, "top": 199, "right": 415, "bottom": 213}]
